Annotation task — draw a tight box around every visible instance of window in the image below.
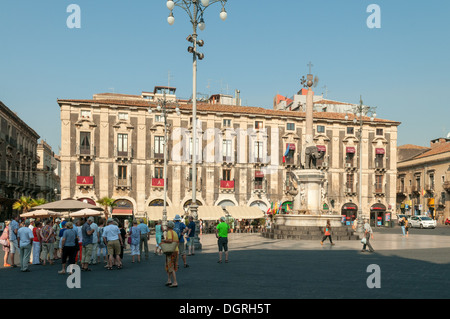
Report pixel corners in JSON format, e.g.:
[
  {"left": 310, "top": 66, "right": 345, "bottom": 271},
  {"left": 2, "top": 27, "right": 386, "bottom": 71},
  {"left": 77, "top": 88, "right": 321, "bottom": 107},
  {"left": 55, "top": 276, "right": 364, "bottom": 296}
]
[
  {"left": 223, "top": 119, "right": 231, "bottom": 127},
  {"left": 118, "top": 165, "right": 127, "bottom": 180},
  {"left": 117, "top": 133, "right": 128, "bottom": 155},
  {"left": 376, "top": 128, "right": 383, "bottom": 136},
  {"left": 118, "top": 112, "right": 128, "bottom": 121},
  {"left": 80, "top": 164, "right": 90, "bottom": 176},
  {"left": 188, "top": 168, "right": 198, "bottom": 181},
  {"left": 255, "top": 121, "right": 263, "bottom": 130},
  {"left": 80, "top": 132, "right": 91, "bottom": 154},
  {"left": 255, "top": 141, "right": 264, "bottom": 161},
  {"left": 287, "top": 123, "right": 295, "bottom": 131},
  {"left": 80, "top": 110, "right": 91, "bottom": 118},
  {"left": 155, "top": 115, "right": 164, "bottom": 123},
  {"left": 154, "top": 136, "right": 164, "bottom": 155},
  {"left": 346, "top": 174, "right": 354, "bottom": 191},
  {"left": 223, "top": 139, "right": 232, "bottom": 159},
  {"left": 375, "top": 175, "right": 383, "bottom": 193},
  {"left": 154, "top": 167, "right": 164, "bottom": 179},
  {"left": 347, "top": 127, "right": 354, "bottom": 134},
  {"left": 375, "top": 154, "right": 384, "bottom": 168},
  {"left": 189, "top": 138, "right": 200, "bottom": 157},
  {"left": 223, "top": 169, "right": 231, "bottom": 181},
  {"left": 317, "top": 125, "right": 325, "bottom": 133},
  {"left": 346, "top": 153, "right": 354, "bottom": 165}
]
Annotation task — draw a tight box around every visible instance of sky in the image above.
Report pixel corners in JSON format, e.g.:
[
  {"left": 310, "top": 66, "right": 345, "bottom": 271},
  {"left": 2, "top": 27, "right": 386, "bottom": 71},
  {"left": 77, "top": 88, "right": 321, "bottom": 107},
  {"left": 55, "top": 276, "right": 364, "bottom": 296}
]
[{"left": 0, "top": 0, "right": 449, "bottom": 153}]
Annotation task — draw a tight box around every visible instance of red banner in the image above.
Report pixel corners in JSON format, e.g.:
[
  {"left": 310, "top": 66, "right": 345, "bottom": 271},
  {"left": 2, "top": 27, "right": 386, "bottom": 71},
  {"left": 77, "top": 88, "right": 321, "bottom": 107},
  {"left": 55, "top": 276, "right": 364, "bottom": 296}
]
[
  {"left": 152, "top": 178, "right": 164, "bottom": 187},
  {"left": 77, "top": 176, "right": 93, "bottom": 185},
  {"left": 220, "top": 180, "right": 234, "bottom": 189}
]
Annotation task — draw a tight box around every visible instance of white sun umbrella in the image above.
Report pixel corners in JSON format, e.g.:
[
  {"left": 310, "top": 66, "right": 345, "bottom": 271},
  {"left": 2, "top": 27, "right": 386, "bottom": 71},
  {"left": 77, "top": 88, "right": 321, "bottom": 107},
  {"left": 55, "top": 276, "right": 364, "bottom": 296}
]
[
  {"left": 20, "top": 209, "right": 61, "bottom": 218},
  {"left": 70, "top": 208, "right": 104, "bottom": 218}
]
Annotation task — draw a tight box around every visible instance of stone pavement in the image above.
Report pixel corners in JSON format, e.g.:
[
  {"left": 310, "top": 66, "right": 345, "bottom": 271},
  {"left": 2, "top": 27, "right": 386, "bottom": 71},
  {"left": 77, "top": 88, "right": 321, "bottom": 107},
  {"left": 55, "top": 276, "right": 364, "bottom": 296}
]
[{"left": 1, "top": 226, "right": 450, "bottom": 301}]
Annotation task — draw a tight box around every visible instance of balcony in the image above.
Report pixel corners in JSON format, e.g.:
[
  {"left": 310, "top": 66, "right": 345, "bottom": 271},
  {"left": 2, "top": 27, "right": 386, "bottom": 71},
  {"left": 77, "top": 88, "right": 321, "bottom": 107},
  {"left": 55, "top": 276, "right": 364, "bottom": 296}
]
[
  {"left": 374, "top": 159, "right": 386, "bottom": 172},
  {"left": 374, "top": 183, "right": 385, "bottom": 197},
  {"left": 151, "top": 178, "right": 165, "bottom": 188},
  {"left": 76, "top": 176, "right": 94, "bottom": 189},
  {"left": 151, "top": 147, "right": 165, "bottom": 162},
  {"left": 222, "top": 153, "right": 236, "bottom": 165},
  {"left": 344, "top": 161, "right": 357, "bottom": 171},
  {"left": 344, "top": 185, "right": 356, "bottom": 196},
  {"left": 220, "top": 179, "right": 235, "bottom": 193},
  {"left": 253, "top": 179, "right": 267, "bottom": 194},
  {"left": 76, "top": 144, "right": 96, "bottom": 159},
  {"left": 114, "top": 147, "right": 133, "bottom": 162},
  {"left": 186, "top": 177, "right": 202, "bottom": 192},
  {"left": 115, "top": 176, "right": 132, "bottom": 190}
]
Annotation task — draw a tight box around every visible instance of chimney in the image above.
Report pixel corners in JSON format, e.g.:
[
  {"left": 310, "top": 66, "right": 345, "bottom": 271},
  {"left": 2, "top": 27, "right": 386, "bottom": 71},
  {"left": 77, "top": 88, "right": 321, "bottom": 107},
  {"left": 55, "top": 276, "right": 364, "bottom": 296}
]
[
  {"left": 235, "top": 89, "right": 241, "bottom": 106},
  {"left": 430, "top": 138, "right": 448, "bottom": 148}
]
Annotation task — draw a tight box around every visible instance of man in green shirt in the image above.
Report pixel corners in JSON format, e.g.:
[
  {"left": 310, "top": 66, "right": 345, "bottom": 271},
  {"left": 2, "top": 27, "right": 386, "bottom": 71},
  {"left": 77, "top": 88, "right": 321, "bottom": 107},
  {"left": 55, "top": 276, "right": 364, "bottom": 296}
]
[{"left": 215, "top": 217, "right": 230, "bottom": 263}]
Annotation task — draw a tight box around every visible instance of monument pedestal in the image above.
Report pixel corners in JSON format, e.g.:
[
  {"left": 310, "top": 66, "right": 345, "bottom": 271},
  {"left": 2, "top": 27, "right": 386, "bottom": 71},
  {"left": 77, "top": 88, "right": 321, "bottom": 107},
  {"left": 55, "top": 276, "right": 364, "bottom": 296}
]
[{"left": 294, "top": 169, "right": 325, "bottom": 214}]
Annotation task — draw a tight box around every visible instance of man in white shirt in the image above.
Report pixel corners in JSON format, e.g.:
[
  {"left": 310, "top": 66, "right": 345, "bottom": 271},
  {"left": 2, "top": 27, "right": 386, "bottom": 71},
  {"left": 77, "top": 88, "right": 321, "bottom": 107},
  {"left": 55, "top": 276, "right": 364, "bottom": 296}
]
[
  {"left": 102, "top": 218, "right": 123, "bottom": 269},
  {"left": 17, "top": 220, "right": 34, "bottom": 272}
]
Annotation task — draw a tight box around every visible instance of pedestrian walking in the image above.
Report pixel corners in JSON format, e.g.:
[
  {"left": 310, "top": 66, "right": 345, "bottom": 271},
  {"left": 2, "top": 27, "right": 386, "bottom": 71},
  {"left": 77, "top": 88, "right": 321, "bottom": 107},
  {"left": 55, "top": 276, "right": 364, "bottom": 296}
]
[
  {"left": 129, "top": 220, "right": 141, "bottom": 263},
  {"left": 97, "top": 219, "right": 107, "bottom": 264},
  {"left": 40, "top": 219, "right": 55, "bottom": 266},
  {"left": 59, "top": 222, "right": 78, "bottom": 275},
  {"left": 361, "top": 219, "right": 375, "bottom": 253},
  {"left": 173, "top": 214, "right": 188, "bottom": 268},
  {"left": 102, "top": 218, "right": 123, "bottom": 270},
  {"left": 32, "top": 221, "right": 42, "bottom": 265},
  {"left": 405, "top": 217, "right": 410, "bottom": 237},
  {"left": 17, "top": 220, "right": 34, "bottom": 272},
  {"left": 187, "top": 216, "right": 196, "bottom": 256},
  {"left": 1, "top": 221, "right": 11, "bottom": 267},
  {"left": 163, "top": 221, "right": 179, "bottom": 288},
  {"left": 89, "top": 218, "right": 98, "bottom": 265},
  {"left": 320, "top": 219, "right": 334, "bottom": 246},
  {"left": 81, "top": 216, "right": 95, "bottom": 271},
  {"left": 154, "top": 220, "right": 163, "bottom": 255},
  {"left": 53, "top": 218, "right": 61, "bottom": 260},
  {"left": 8, "top": 215, "right": 20, "bottom": 268},
  {"left": 137, "top": 219, "right": 150, "bottom": 259},
  {"left": 400, "top": 217, "right": 406, "bottom": 236},
  {"left": 215, "top": 216, "right": 230, "bottom": 263},
  {"left": 74, "top": 219, "right": 83, "bottom": 264}
]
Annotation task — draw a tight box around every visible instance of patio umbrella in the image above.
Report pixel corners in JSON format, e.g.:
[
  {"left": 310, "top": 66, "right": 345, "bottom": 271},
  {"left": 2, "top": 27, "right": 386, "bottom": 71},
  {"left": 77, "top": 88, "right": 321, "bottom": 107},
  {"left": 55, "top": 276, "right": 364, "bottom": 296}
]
[
  {"left": 31, "top": 199, "right": 103, "bottom": 213},
  {"left": 70, "top": 208, "right": 104, "bottom": 218},
  {"left": 20, "top": 209, "right": 61, "bottom": 218}
]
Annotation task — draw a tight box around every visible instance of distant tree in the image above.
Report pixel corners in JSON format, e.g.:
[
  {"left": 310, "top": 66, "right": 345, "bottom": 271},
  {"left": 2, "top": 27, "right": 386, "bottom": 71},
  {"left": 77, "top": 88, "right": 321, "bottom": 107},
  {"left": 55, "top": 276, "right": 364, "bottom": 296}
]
[{"left": 96, "top": 197, "right": 116, "bottom": 220}]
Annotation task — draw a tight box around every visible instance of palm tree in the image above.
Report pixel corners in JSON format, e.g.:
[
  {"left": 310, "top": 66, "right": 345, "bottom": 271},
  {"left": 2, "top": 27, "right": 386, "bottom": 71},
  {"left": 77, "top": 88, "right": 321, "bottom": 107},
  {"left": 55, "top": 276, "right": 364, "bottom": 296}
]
[
  {"left": 12, "top": 196, "right": 34, "bottom": 213},
  {"left": 32, "top": 198, "right": 48, "bottom": 207},
  {"left": 96, "top": 197, "right": 116, "bottom": 220}
]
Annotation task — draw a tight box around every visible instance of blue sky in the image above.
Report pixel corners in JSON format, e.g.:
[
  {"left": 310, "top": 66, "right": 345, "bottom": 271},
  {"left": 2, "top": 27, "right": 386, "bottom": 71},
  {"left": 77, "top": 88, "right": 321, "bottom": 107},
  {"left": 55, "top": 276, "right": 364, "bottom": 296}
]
[{"left": 0, "top": 0, "right": 449, "bottom": 153}]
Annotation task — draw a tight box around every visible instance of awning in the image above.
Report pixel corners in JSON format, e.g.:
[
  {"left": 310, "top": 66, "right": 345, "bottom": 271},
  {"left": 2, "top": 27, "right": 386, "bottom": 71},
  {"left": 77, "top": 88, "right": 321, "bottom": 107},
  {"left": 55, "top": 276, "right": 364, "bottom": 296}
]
[
  {"left": 225, "top": 206, "right": 265, "bottom": 220},
  {"left": 112, "top": 208, "right": 133, "bottom": 216},
  {"left": 197, "top": 206, "right": 225, "bottom": 221},
  {"left": 316, "top": 145, "right": 326, "bottom": 152},
  {"left": 346, "top": 147, "right": 355, "bottom": 153},
  {"left": 428, "top": 198, "right": 435, "bottom": 208},
  {"left": 147, "top": 206, "right": 184, "bottom": 221},
  {"left": 375, "top": 148, "right": 385, "bottom": 154}
]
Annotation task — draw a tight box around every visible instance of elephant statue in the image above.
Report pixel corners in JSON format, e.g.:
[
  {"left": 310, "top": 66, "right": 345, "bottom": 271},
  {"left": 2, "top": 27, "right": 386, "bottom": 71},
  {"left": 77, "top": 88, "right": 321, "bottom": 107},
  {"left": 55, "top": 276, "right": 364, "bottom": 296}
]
[{"left": 304, "top": 145, "right": 325, "bottom": 169}]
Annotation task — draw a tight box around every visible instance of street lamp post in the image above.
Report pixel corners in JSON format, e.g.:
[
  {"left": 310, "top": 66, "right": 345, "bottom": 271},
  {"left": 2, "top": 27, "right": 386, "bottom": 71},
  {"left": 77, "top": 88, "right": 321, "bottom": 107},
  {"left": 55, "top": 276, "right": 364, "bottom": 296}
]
[
  {"left": 345, "top": 96, "right": 376, "bottom": 233},
  {"left": 149, "top": 92, "right": 180, "bottom": 232},
  {"left": 165, "top": 0, "right": 228, "bottom": 248}
]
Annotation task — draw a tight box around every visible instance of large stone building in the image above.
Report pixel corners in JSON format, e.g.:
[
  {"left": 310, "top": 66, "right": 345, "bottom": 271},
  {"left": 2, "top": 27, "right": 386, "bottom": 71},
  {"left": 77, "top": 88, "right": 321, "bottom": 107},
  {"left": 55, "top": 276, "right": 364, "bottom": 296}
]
[
  {"left": 36, "top": 140, "right": 61, "bottom": 202},
  {"left": 397, "top": 137, "right": 450, "bottom": 222},
  {"left": 0, "top": 101, "right": 40, "bottom": 219},
  {"left": 57, "top": 86, "right": 400, "bottom": 225}
]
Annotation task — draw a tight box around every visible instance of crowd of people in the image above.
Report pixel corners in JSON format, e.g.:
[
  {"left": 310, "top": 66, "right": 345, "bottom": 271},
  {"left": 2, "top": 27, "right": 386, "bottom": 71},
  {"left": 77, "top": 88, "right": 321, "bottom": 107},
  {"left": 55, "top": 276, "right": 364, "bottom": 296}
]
[{"left": 0, "top": 213, "right": 232, "bottom": 288}]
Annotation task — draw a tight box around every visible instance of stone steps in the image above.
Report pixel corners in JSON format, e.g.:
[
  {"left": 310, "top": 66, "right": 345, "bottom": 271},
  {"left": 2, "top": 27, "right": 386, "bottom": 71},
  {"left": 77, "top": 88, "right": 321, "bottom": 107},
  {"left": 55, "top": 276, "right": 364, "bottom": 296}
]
[{"left": 262, "top": 225, "right": 360, "bottom": 241}]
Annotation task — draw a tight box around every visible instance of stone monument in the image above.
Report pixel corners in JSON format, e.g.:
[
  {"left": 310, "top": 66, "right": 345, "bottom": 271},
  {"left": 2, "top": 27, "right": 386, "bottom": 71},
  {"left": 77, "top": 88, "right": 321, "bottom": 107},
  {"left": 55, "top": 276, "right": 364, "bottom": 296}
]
[{"left": 263, "top": 63, "right": 358, "bottom": 240}]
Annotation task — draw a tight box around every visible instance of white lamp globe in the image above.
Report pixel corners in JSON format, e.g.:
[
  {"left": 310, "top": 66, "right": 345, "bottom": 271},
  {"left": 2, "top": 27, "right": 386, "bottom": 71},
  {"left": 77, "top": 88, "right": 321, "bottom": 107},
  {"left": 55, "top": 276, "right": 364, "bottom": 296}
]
[
  {"left": 201, "top": 0, "right": 210, "bottom": 6},
  {"left": 198, "top": 19, "right": 206, "bottom": 31},
  {"left": 220, "top": 8, "right": 227, "bottom": 21},
  {"left": 167, "top": 13, "right": 175, "bottom": 25},
  {"left": 166, "top": 0, "right": 175, "bottom": 10}
]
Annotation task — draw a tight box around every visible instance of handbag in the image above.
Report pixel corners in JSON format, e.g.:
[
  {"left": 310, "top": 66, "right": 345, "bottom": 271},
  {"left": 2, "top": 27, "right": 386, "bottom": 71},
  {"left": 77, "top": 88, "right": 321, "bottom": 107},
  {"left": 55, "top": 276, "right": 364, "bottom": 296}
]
[
  {"left": 0, "top": 228, "right": 8, "bottom": 246},
  {"left": 160, "top": 230, "right": 178, "bottom": 254},
  {"left": 128, "top": 227, "right": 132, "bottom": 245}
]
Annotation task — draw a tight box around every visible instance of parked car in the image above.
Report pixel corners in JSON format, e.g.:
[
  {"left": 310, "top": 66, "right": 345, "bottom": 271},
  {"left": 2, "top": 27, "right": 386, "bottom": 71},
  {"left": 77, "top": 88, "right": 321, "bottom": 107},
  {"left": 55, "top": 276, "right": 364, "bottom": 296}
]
[{"left": 409, "top": 216, "right": 436, "bottom": 229}]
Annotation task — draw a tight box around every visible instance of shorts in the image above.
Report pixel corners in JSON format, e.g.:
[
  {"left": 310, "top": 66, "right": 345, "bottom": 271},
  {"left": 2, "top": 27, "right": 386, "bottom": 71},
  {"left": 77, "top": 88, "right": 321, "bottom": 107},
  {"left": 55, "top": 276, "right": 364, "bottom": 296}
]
[
  {"left": 187, "top": 237, "right": 194, "bottom": 247},
  {"left": 218, "top": 237, "right": 228, "bottom": 252},
  {"left": 81, "top": 243, "right": 93, "bottom": 263},
  {"left": 107, "top": 240, "right": 121, "bottom": 256},
  {"left": 178, "top": 241, "right": 186, "bottom": 256},
  {"left": 10, "top": 239, "right": 19, "bottom": 254}
]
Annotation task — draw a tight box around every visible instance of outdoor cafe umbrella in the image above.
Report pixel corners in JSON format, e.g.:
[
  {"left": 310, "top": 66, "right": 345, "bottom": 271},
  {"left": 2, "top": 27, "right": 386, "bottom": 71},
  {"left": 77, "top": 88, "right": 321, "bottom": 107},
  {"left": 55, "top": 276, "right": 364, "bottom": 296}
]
[
  {"left": 31, "top": 199, "right": 103, "bottom": 213},
  {"left": 20, "top": 209, "right": 61, "bottom": 218},
  {"left": 70, "top": 208, "right": 104, "bottom": 218}
]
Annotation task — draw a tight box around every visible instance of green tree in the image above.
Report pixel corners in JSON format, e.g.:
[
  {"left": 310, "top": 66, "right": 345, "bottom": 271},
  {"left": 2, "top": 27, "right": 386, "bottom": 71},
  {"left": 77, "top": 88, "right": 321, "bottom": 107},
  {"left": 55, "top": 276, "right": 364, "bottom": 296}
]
[
  {"left": 12, "top": 196, "right": 34, "bottom": 213},
  {"left": 96, "top": 197, "right": 116, "bottom": 220}
]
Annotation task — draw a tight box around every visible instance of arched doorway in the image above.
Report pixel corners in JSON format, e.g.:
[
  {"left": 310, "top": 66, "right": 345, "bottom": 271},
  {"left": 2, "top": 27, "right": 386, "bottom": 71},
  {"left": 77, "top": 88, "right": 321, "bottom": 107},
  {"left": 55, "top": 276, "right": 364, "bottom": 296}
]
[
  {"left": 370, "top": 203, "right": 387, "bottom": 227},
  {"left": 148, "top": 199, "right": 167, "bottom": 207},
  {"left": 341, "top": 203, "right": 358, "bottom": 226},
  {"left": 217, "top": 199, "right": 235, "bottom": 208},
  {"left": 112, "top": 199, "right": 134, "bottom": 227},
  {"left": 250, "top": 200, "right": 269, "bottom": 214}
]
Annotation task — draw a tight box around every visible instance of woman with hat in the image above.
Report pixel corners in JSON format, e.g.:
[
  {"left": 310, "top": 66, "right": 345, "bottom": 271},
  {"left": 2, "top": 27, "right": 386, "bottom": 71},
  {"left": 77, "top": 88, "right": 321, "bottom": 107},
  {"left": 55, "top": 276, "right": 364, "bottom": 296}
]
[{"left": 162, "top": 221, "right": 179, "bottom": 288}]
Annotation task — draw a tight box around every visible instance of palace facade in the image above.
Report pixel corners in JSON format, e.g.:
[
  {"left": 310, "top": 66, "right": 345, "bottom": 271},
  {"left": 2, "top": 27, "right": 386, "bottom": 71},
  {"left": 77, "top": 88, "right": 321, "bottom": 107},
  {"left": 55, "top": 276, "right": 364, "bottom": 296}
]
[{"left": 58, "top": 86, "right": 400, "bottom": 225}]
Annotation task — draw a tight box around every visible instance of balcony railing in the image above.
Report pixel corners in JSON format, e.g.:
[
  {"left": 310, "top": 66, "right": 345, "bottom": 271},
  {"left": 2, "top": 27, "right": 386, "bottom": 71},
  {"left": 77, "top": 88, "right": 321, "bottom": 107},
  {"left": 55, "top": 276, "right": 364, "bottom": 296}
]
[
  {"left": 220, "top": 179, "right": 235, "bottom": 191},
  {"left": 76, "top": 144, "right": 96, "bottom": 158},
  {"left": 76, "top": 176, "right": 94, "bottom": 188}
]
